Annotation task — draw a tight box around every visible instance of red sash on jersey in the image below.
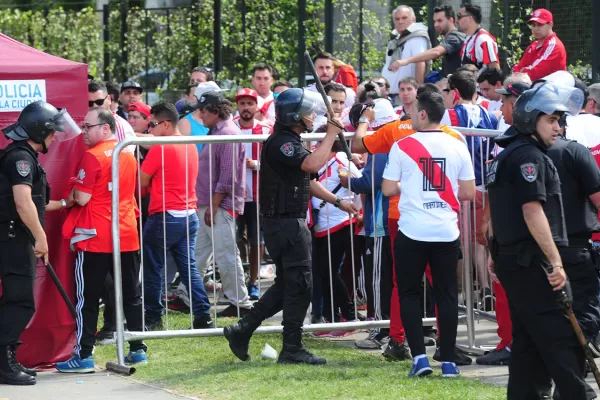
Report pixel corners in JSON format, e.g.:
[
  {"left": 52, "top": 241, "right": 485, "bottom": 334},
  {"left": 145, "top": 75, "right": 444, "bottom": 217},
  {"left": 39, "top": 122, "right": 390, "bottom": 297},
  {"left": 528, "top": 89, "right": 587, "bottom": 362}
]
[
  {"left": 447, "top": 109, "right": 460, "bottom": 127},
  {"left": 260, "top": 99, "right": 274, "bottom": 117},
  {"left": 479, "top": 99, "right": 490, "bottom": 110}
]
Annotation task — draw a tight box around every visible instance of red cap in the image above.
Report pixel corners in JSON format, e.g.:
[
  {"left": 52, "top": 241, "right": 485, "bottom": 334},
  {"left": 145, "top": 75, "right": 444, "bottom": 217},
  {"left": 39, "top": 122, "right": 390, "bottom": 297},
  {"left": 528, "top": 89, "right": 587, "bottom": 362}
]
[
  {"left": 128, "top": 102, "right": 151, "bottom": 118},
  {"left": 528, "top": 8, "right": 553, "bottom": 24},
  {"left": 235, "top": 88, "right": 259, "bottom": 103}
]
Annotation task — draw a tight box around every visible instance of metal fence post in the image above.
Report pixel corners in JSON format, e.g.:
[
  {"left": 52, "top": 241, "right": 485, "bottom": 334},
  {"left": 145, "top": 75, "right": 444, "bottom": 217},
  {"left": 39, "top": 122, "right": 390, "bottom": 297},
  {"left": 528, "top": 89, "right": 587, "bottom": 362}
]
[
  {"left": 213, "top": 0, "right": 222, "bottom": 79},
  {"left": 103, "top": 4, "right": 110, "bottom": 82},
  {"left": 298, "top": 0, "right": 307, "bottom": 87},
  {"left": 325, "top": 0, "right": 334, "bottom": 53},
  {"left": 427, "top": 0, "right": 437, "bottom": 47},
  {"left": 358, "top": 0, "right": 364, "bottom": 82},
  {"left": 593, "top": 0, "right": 600, "bottom": 83},
  {"left": 120, "top": 0, "right": 129, "bottom": 83}
]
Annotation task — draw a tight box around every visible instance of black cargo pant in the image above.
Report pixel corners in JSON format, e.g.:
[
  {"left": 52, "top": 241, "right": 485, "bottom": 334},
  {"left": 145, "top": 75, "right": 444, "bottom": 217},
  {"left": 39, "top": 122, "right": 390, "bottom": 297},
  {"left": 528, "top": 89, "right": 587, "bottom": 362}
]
[
  {"left": 241, "top": 217, "right": 312, "bottom": 347},
  {"left": 560, "top": 240, "right": 600, "bottom": 341},
  {"left": 495, "top": 244, "right": 587, "bottom": 400},
  {"left": 0, "top": 225, "right": 37, "bottom": 346}
]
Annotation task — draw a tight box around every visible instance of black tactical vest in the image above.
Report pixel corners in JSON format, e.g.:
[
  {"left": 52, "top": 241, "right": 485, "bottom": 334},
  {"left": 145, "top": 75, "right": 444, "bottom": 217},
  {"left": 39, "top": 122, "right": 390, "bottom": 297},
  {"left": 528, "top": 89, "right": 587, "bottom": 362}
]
[
  {"left": 487, "top": 137, "right": 567, "bottom": 247},
  {"left": 0, "top": 143, "right": 48, "bottom": 227},
  {"left": 259, "top": 130, "right": 311, "bottom": 217},
  {"left": 546, "top": 136, "right": 600, "bottom": 238}
]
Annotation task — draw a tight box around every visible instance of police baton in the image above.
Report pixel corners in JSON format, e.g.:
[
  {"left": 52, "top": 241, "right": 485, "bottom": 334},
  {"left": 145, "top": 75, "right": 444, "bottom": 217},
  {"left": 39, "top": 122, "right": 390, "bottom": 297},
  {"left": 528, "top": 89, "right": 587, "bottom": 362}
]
[
  {"left": 544, "top": 265, "right": 600, "bottom": 387},
  {"left": 26, "top": 231, "right": 77, "bottom": 320},
  {"left": 304, "top": 51, "right": 352, "bottom": 160}
]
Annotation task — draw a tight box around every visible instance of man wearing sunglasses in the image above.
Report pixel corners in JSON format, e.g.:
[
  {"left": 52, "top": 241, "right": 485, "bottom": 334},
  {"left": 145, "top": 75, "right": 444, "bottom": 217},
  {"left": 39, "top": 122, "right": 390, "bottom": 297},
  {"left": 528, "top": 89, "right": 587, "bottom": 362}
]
[
  {"left": 89, "top": 81, "right": 136, "bottom": 145},
  {"left": 457, "top": 3, "right": 500, "bottom": 71},
  {"left": 56, "top": 108, "right": 147, "bottom": 373},
  {"left": 87, "top": 81, "right": 136, "bottom": 345}
]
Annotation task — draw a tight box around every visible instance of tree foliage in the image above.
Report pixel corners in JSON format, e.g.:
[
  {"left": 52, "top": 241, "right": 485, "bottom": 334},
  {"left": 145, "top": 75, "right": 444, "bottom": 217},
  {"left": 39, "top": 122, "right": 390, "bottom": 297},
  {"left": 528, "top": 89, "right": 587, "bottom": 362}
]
[{"left": 0, "top": 0, "right": 593, "bottom": 97}]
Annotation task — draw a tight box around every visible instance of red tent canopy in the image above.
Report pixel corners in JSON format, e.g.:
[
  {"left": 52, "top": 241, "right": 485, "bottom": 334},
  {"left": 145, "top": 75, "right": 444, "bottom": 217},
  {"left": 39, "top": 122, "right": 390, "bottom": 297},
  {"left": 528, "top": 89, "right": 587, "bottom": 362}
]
[{"left": 0, "top": 33, "right": 88, "bottom": 367}]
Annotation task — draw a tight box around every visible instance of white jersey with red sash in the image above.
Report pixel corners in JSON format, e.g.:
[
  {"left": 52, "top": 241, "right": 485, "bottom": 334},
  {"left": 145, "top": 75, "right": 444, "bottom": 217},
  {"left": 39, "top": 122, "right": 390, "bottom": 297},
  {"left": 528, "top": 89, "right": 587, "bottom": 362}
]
[
  {"left": 234, "top": 117, "right": 270, "bottom": 202},
  {"left": 382, "top": 131, "right": 475, "bottom": 242}
]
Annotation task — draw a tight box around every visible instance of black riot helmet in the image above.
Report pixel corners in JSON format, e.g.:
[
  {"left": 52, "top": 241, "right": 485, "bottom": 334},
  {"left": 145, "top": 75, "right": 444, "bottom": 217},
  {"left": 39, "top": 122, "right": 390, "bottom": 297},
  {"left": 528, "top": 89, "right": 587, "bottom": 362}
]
[
  {"left": 2, "top": 101, "right": 81, "bottom": 152},
  {"left": 495, "top": 82, "right": 584, "bottom": 147},
  {"left": 275, "top": 88, "right": 327, "bottom": 129}
]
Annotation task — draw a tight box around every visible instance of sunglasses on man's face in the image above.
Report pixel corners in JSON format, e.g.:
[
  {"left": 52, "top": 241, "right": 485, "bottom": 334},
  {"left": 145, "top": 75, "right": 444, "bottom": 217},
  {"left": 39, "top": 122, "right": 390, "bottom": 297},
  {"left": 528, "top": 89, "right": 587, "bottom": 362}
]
[
  {"left": 457, "top": 13, "right": 471, "bottom": 20},
  {"left": 88, "top": 96, "right": 108, "bottom": 108},
  {"left": 149, "top": 120, "right": 169, "bottom": 129}
]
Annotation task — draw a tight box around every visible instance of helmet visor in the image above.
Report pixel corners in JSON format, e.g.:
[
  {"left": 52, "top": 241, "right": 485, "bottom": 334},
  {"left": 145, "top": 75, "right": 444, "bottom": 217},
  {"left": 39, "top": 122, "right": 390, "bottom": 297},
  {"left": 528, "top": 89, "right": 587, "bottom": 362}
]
[
  {"left": 297, "top": 90, "right": 328, "bottom": 121},
  {"left": 525, "top": 82, "right": 584, "bottom": 117},
  {"left": 47, "top": 109, "right": 82, "bottom": 142}
]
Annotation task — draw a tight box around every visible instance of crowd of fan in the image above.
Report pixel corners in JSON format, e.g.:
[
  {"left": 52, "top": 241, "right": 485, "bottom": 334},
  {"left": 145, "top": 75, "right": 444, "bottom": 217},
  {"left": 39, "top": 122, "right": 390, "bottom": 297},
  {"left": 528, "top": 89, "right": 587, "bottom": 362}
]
[{"left": 84, "top": 2, "right": 600, "bottom": 371}]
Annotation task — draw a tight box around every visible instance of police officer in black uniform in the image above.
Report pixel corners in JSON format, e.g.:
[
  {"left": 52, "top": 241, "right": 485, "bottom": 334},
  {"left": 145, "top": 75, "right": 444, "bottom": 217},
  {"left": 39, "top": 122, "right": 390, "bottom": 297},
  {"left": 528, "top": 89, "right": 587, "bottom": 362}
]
[
  {"left": 486, "top": 82, "right": 589, "bottom": 399},
  {"left": 224, "top": 88, "right": 358, "bottom": 365},
  {"left": 546, "top": 125, "right": 600, "bottom": 400},
  {"left": 0, "top": 101, "right": 79, "bottom": 386}
]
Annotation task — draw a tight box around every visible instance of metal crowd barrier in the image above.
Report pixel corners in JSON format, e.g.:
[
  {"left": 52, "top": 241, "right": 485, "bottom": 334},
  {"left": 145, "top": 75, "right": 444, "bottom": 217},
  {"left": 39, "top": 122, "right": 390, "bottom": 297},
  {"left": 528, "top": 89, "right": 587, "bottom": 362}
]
[{"left": 108, "top": 127, "right": 501, "bottom": 370}]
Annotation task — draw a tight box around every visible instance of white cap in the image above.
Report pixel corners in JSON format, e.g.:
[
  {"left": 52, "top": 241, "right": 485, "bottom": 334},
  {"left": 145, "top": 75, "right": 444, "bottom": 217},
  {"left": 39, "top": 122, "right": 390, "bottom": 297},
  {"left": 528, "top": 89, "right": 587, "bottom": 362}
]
[
  {"left": 371, "top": 98, "right": 399, "bottom": 129},
  {"left": 194, "top": 81, "right": 227, "bottom": 100}
]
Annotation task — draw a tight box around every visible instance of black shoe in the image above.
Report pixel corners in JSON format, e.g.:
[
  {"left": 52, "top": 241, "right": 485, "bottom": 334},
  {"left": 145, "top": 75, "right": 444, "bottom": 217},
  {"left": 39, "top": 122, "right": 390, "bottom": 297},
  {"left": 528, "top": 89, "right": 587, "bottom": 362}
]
[
  {"left": 476, "top": 347, "right": 510, "bottom": 365},
  {"left": 0, "top": 345, "right": 35, "bottom": 386},
  {"left": 217, "top": 305, "right": 252, "bottom": 318},
  {"left": 145, "top": 319, "right": 164, "bottom": 331},
  {"left": 9, "top": 344, "right": 36, "bottom": 377},
  {"left": 95, "top": 328, "right": 116, "bottom": 345},
  {"left": 193, "top": 315, "right": 213, "bottom": 329},
  {"left": 278, "top": 347, "right": 326, "bottom": 365},
  {"left": 8, "top": 342, "right": 37, "bottom": 376},
  {"left": 553, "top": 382, "right": 598, "bottom": 400},
  {"left": 589, "top": 338, "right": 600, "bottom": 358},
  {"left": 382, "top": 337, "right": 412, "bottom": 361},
  {"left": 423, "top": 329, "right": 437, "bottom": 347},
  {"left": 433, "top": 347, "right": 472, "bottom": 366},
  {"left": 223, "top": 323, "right": 252, "bottom": 361},
  {"left": 311, "top": 315, "right": 325, "bottom": 324}
]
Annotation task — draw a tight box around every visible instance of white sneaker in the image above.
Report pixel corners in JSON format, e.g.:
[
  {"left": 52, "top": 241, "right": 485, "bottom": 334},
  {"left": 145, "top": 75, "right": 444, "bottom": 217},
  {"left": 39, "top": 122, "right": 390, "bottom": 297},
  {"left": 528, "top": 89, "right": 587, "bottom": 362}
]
[{"left": 205, "top": 278, "right": 222, "bottom": 292}]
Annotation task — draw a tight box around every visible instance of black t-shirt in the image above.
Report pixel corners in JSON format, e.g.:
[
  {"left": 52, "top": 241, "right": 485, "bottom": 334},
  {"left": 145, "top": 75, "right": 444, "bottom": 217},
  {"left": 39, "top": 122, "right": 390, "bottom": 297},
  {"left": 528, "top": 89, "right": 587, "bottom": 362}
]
[
  {"left": 440, "top": 30, "right": 466, "bottom": 76},
  {"left": 547, "top": 136, "right": 600, "bottom": 237},
  {"left": 487, "top": 137, "right": 567, "bottom": 246}
]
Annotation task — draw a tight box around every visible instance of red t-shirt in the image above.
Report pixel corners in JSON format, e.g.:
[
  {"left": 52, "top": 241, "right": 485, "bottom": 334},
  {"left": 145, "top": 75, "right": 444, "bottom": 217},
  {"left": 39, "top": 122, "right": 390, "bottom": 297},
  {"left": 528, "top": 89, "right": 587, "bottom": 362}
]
[
  {"left": 74, "top": 139, "right": 140, "bottom": 252},
  {"left": 142, "top": 139, "right": 199, "bottom": 215}
]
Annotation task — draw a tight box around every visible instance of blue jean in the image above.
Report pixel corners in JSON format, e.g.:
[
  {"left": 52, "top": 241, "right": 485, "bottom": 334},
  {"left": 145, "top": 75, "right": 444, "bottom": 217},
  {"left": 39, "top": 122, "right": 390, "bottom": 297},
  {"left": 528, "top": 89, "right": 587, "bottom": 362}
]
[{"left": 143, "top": 212, "right": 211, "bottom": 322}]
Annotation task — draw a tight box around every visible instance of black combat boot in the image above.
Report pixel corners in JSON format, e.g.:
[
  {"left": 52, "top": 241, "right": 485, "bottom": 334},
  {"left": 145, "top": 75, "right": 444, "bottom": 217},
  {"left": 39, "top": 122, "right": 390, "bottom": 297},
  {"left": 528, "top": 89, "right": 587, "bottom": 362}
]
[
  {"left": 0, "top": 345, "right": 36, "bottom": 385},
  {"left": 10, "top": 344, "right": 36, "bottom": 377},
  {"left": 278, "top": 333, "right": 326, "bottom": 365},
  {"left": 224, "top": 320, "right": 260, "bottom": 361}
]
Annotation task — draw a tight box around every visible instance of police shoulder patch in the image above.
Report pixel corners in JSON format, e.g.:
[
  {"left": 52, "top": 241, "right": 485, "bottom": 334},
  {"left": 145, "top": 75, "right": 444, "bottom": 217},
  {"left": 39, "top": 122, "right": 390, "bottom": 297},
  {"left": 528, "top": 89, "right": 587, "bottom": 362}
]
[
  {"left": 15, "top": 160, "right": 31, "bottom": 177},
  {"left": 280, "top": 142, "right": 295, "bottom": 157},
  {"left": 520, "top": 162, "right": 538, "bottom": 183}
]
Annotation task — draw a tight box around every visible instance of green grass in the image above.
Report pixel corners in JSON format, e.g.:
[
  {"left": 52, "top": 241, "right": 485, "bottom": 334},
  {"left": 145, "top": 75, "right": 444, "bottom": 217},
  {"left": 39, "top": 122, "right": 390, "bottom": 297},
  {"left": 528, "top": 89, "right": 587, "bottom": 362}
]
[{"left": 94, "top": 313, "right": 504, "bottom": 400}]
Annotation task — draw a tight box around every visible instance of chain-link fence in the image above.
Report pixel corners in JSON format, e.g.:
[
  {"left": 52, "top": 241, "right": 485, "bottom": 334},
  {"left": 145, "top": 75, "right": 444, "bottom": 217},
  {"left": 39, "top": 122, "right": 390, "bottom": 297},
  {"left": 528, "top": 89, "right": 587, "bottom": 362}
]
[{"left": 0, "top": 0, "right": 595, "bottom": 102}]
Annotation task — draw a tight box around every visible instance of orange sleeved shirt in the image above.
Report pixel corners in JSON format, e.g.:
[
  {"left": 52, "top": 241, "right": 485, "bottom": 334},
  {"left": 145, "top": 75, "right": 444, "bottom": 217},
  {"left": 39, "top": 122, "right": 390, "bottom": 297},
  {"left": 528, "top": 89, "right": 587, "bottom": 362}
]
[{"left": 362, "top": 120, "right": 465, "bottom": 220}]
